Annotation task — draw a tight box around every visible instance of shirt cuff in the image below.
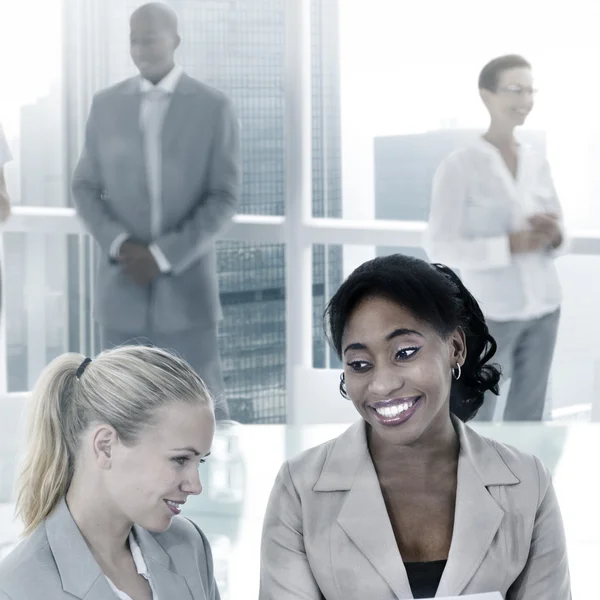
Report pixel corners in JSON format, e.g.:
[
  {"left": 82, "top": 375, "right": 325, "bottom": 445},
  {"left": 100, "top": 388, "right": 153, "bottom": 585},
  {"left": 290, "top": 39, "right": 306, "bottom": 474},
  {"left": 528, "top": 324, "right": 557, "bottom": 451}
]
[
  {"left": 149, "top": 243, "right": 172, "bottom": 273},
  {"left": 110, "top": 233, "right": 130, "bottom": 259}
]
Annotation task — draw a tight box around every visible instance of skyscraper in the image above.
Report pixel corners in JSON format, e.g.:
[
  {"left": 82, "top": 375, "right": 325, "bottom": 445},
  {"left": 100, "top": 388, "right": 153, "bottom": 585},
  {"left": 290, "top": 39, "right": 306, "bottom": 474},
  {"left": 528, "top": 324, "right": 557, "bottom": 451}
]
[{"left": 64, "top": 0, "right": 343, "bottom": 422}]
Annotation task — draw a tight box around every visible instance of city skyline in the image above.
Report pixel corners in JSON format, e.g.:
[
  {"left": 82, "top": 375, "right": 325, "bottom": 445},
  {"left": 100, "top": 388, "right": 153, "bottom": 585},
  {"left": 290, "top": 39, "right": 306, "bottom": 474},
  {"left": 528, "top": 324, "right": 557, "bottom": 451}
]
[{"left": 2, "top": 0, "right": 344, "bottom": 425}]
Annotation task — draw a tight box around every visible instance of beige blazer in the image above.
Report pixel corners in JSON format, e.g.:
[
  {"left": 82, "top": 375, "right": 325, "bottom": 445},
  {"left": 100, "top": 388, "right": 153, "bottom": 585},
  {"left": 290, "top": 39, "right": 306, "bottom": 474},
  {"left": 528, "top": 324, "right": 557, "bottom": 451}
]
[
  {"left": 260, "top": 418, "right": 571, "bottom": 599},
  {"left": 0, "top": 498, "right": 220, "bottom": 599}
]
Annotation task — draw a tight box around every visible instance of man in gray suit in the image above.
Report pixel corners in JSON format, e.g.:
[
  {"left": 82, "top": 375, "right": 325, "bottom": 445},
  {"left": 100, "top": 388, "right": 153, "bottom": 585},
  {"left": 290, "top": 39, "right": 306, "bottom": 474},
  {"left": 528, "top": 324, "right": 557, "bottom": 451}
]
[{"left": 73, "top": 3, "right": 241, "bottom": 420}]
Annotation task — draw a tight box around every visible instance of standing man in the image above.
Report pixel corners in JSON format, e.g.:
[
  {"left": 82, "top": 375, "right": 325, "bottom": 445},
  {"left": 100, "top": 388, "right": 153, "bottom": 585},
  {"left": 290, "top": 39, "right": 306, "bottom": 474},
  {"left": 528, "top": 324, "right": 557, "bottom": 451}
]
[
  {"left": 73, "top": 2, "right": 241, "bottom": 420},
  {"left": 426, "top": 55, "right": 567, "bottom": 421},
  {"left": 0, "top": 123, "right": 12, "bottom": 321}
]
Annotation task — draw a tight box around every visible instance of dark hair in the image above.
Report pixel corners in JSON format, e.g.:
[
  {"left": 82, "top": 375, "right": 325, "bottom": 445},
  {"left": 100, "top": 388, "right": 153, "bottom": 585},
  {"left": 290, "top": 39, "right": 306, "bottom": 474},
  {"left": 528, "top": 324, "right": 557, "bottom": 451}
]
[
  {"left": 478, "top": 54, "right": 531, "bottom": 92},
  {"left": 324, "top": 254, "right": 501, "bottom": 421}
]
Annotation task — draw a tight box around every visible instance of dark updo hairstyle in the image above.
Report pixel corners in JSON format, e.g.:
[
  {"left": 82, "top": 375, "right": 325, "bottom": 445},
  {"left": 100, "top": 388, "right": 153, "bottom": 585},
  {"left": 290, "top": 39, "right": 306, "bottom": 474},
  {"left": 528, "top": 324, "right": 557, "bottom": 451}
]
[
  {"left": 478, "top": 54, "right": 531, "bottom": 92},
  {"left": 324, "top": 254, "right": 501, "bottom": 421}
]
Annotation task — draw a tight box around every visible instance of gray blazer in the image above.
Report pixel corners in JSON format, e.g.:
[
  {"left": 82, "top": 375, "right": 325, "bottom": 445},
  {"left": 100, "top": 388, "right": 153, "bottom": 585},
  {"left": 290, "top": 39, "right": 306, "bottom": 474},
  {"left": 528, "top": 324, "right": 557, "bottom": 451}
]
[
  {"left": 72, "top": 73, "right": 241, "bottom": 334},
  {"left": 260, "top": 418, "right": 571, "bottom": 599},
  {"left": 0, "top": 498, "right": 219, "bottom": 599}
]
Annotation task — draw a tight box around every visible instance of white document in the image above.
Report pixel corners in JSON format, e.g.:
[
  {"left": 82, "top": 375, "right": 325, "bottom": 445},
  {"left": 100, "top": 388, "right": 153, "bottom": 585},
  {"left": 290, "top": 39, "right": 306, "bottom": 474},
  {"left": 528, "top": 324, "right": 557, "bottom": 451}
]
[{"left": 432, "top": 594, "right": 503, "bottom": 600}]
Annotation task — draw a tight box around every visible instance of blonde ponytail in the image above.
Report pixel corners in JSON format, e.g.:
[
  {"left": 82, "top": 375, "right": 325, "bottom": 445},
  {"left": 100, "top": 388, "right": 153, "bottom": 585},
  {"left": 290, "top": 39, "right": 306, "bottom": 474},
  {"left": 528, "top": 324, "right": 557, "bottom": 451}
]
[
  {"left": 15, "top": 345, "right": 213, "bottom": 536},
  {"left": 15, "top": 354, "right": 82, "bottom": 535}
]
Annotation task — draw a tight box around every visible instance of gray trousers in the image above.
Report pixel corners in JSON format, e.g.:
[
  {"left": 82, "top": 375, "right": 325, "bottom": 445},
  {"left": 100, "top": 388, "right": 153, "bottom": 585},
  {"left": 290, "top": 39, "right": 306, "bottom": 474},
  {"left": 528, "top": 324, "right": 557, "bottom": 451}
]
[
  {"left": 103, "top": 323, "right": 229, "bottom": 421},
  {"left": 475, "top": 308, "right": 560, "bottom": 422}
]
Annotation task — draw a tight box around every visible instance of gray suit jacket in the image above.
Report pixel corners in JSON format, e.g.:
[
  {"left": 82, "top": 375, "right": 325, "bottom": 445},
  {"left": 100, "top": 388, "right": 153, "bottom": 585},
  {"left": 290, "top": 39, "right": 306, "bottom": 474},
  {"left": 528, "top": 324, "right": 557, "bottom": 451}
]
[
  {"left": 72, "top": 73, "right": 241, "bottom": 334},
  {"left": 0, "top": 498, "right": 219, "bottom": 599},
  {"left": 260, "top": 418, "right": 571, "bottom": 599}
]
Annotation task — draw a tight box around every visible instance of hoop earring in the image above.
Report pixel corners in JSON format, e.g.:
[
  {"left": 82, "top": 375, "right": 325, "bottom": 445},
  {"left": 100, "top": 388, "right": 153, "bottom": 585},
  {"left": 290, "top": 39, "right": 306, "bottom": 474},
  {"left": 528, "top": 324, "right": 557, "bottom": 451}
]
[
  {"left": 339, "top": 372, "right": 350, "bottom": 400},
  {"left": 452, "top": 364, "right": 462, "bottom": 380}
]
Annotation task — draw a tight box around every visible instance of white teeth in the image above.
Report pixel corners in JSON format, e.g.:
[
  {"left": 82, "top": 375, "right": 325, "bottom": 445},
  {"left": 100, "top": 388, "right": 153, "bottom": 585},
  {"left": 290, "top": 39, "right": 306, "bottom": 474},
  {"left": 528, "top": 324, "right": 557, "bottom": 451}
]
[
  {"left": 166, "top": 500, "right": 182, "bottom": 509},
  {"left": 375, "top": 400, "right": 415, "bottom": 418}
]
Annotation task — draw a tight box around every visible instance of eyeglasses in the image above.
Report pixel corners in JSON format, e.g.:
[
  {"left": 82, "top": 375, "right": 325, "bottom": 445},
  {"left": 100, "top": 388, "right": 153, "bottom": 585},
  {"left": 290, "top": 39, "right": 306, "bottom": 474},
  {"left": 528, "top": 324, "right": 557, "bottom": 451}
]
[{"left": 497, "top": 84, "right": 538, "bottom": 96}]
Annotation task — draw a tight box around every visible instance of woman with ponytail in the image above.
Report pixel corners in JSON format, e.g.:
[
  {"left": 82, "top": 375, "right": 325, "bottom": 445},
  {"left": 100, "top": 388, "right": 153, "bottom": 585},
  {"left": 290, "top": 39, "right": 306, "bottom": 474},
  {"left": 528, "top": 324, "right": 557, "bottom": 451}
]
[
  {"left": 0, "top": 345, "right": 220, "bottom": 599},
  {"left": 260, "top": 254, "right": 570, "bottom": 600}
]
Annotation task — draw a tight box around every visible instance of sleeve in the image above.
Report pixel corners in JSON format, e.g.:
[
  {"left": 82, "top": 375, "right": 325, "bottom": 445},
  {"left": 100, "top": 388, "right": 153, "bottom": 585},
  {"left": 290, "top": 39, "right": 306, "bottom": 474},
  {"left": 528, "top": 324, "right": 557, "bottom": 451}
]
[
  {"left": 148, "top": 243, "right": 172, "bottom": 273},
  {"left": 425, "top": 154, "right": 512, "bottom": 270},
  {"left": 0, "top": 124, "right": 13, "bottom": 167},
  {"left": 259, "top": 462, "right": 324, "bottom": 600},
  {"left": 507, "top": 457, "right": 571, "bottom": 599},
  {"left": 71, "top": 97, "right": 130, "bottom": 255},
  {"left": 109, "top": 232, "right": 130, "bottom": 260},
  {"left": 185, "top": 518, "right": 221, "bottom": 600},
  {"left": 538, "top": 158, "right": 569, "bottom": 258},
  {"left": 152, "top": 95, "right": 241, "bottom": 276}
]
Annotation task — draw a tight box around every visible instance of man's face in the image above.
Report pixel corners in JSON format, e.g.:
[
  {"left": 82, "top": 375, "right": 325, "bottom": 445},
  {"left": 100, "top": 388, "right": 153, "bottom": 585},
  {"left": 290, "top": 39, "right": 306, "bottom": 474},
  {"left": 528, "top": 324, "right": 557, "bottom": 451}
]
[{"left": 130, "top": 14, "right": 179, "bottom": 81}]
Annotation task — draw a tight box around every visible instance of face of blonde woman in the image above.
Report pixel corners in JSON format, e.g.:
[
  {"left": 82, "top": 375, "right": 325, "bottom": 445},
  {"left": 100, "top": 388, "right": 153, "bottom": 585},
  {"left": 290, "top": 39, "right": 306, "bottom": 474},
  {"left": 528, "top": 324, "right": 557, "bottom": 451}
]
[{"left": 105, "top": 402, "right": 215, "bottom": 532}]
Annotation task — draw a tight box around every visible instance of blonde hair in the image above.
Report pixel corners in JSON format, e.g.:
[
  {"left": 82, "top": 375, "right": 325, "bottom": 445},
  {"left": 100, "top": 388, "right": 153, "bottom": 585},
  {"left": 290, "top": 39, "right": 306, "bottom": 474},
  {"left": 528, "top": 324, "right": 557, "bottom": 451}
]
[{"left": 15, "top": 345, "right": 213, "bottom": 536}]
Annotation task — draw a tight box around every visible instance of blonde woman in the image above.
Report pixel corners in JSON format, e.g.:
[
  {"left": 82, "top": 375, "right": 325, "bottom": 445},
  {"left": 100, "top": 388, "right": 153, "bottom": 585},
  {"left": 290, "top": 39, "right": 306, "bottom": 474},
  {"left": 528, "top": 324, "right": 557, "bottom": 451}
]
[{"left": 0, "top": 345, "right": 220, "bottom": 600}]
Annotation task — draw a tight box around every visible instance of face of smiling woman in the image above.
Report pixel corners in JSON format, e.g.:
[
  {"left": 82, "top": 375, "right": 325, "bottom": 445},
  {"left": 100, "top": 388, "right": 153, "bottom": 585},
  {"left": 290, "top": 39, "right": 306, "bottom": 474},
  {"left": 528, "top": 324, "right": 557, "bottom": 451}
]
[{"left": 341, "top": 295, "right": 466, "bottom": 449}]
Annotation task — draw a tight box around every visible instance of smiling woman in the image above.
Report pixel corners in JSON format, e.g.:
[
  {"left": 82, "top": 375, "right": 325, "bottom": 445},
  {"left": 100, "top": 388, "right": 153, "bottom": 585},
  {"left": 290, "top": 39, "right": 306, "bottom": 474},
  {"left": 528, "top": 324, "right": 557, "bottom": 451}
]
[
  {"left": 0, "top": 345, "right": 220, "bottom": 600},
  {"left": 259, "top": 253, "right": 571, "bottom": 600}
]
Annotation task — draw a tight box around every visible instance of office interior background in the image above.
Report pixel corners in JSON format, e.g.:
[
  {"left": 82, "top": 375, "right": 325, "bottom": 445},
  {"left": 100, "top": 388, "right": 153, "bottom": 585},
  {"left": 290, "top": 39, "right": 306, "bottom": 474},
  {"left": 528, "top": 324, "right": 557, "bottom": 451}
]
[{"left": 1, "top": 0, "right": 600, "bottom": 597}]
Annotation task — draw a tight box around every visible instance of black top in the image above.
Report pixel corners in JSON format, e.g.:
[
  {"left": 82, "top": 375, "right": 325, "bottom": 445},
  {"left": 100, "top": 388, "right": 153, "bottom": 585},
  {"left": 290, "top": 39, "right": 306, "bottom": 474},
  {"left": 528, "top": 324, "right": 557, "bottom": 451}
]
[{"left": 404, "top": 560, "right": 447, "bottom": 599}]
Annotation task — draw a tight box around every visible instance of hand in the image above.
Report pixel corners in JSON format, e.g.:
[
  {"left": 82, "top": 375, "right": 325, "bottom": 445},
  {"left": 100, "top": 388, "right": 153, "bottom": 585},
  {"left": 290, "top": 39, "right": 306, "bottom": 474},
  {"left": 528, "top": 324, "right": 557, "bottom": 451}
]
[
  {"left": 528, "top": 212, "right": 562, "bottom": 247},
  {"left": 509, "top": 229, "right": 551, "bottom": 254},
  {"left": 0, "top": 192, "right": 10, "bottom": 223},
  {"left": 118, "top": 240, "right": 160, "bottom": 285}
]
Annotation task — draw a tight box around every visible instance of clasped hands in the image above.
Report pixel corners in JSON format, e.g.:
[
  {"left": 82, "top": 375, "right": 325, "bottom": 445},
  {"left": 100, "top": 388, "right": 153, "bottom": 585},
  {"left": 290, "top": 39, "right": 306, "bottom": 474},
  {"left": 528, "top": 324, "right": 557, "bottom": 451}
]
[
  {"left": 509, "top": 212, "right": 562, "bottom": 254},
  {"left": 118, "top": 240, "right": 160, "bottom": 286}
]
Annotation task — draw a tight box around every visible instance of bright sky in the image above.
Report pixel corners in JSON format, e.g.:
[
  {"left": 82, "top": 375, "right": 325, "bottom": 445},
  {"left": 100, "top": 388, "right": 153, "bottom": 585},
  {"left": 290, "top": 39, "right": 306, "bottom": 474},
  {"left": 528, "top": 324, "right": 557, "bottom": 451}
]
[
  {"left": 340, "top": 0, "right": 600, "bottom": 136},
  {"left": 0, "top": 0, "right": 62, "bottom": 137},
  {"left": 1, "top": 0, "right": 600, "bottom": 135}
]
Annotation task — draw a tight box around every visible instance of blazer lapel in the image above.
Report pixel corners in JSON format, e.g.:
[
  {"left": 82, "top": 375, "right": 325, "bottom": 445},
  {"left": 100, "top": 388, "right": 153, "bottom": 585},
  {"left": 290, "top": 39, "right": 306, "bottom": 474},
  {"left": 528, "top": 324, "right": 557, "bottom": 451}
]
[
  {"left": 318, "top": 421, "right": 413, "bottom": 598},
  {"left": 337, "top": 455, "right": 414, "bottom": 598},
  {"left": 134, "top": 525, "right": 195, "bottom": 600},
  {"left": 120, "top": 77, "right": 145, "bottom": 156},
  {"left": 162, "top": 73, "right": 197, "bottom": 153},
  {"left": 436, "top": 420, "right": 520, "bottom": 597},
  {"left": 45, "top": 498, "right": 115, "bottom": 599}
]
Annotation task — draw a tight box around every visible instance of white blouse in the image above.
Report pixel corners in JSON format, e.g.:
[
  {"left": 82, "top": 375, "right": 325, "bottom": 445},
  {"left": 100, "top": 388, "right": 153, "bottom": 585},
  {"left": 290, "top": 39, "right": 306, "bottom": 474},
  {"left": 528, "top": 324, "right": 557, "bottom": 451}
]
[
  {"left": 426, "top": 138, "right": 567, "bottom": 322},
  {"left": 106, "top": 532, "right": 158, "bottom": 600}
]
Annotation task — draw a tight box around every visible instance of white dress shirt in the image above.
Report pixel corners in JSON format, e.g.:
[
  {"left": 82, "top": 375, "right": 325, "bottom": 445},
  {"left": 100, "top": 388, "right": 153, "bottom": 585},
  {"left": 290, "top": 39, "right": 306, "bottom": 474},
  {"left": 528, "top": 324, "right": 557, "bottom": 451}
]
[
  {"left": 426, "top": 137, "right": 567, "bottom": 322},
  {"left": 110, "top": 65, "right": 184, "bottom": 273},
  {"left": 0, "top": 123, "right": 13, "bottom": 167},
  {"left": 106, "top": 532, "right": 159, "bottom": 600}
]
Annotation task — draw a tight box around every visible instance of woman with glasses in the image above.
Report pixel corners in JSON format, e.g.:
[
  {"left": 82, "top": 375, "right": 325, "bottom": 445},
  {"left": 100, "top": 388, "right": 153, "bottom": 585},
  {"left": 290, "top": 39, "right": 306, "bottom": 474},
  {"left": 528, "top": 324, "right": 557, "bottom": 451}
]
[{"left": 426, "top": 55, "right": 567, "bottom": 422}]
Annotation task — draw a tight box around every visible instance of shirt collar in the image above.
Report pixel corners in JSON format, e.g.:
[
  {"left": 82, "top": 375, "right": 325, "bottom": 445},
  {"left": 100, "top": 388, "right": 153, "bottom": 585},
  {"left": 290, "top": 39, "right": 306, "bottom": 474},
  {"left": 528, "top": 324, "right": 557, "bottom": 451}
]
[
  {"left": 128, "top": 530, "right": 150, "bottom": 577},
  {"left": 140, "top": 64, "right": 184, "bottom": 94}
]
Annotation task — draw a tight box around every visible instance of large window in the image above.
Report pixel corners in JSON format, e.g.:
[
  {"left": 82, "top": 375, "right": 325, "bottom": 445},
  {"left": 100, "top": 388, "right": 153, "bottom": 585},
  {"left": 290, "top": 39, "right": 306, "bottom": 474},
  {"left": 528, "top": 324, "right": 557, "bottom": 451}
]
[
  {"left": 333, "top": 0, "right": 600, "bottom": 419},
  {"left": 338, "top": 0, "right": 600, "bottom": 229}
]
